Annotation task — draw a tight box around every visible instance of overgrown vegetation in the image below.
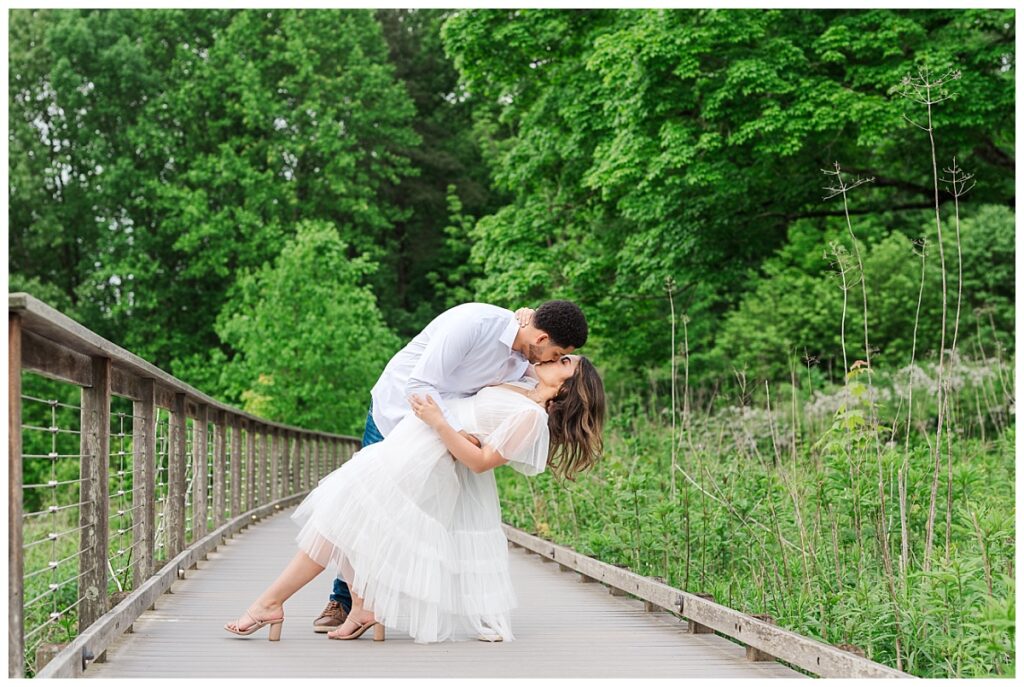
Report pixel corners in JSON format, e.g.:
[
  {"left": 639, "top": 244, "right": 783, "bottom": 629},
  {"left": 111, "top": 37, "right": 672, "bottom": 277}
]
[{"left": 497, "top": 362, "right": 1014, "bottom": 677}]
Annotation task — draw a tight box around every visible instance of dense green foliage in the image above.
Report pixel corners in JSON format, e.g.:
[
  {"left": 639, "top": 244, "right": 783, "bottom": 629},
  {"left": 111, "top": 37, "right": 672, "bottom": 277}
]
[
  {"left": 441, "top": 8, "right": 1014, "bottom": 386},
  {"left": 715, "top": 203, "right": 1015, "bottom": 381},
  {"left": 10, "top": 9, "right": 498, "bottom": 430},
  {"left": 8, "top": 8, "right": 1015, "bottom": 678}
]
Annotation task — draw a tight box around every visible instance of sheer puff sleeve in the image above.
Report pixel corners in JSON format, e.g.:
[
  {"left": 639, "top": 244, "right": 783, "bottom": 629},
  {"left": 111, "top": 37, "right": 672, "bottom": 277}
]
[{"left": 484, "top": 406, "right": 550, "bottom": 476}]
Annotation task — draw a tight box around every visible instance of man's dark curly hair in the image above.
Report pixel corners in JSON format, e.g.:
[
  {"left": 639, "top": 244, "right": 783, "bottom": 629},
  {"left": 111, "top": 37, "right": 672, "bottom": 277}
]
[{"left": 533, "top": 300, "right": 588, "bottom": 349}]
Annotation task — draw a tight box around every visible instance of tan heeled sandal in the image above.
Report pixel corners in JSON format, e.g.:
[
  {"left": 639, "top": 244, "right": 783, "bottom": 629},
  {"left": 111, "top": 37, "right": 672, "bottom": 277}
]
[
  {"left": 328, "top": 616, "right": 385, "bottom": 641},
  {"left": 224, "top": 608, "right": 285, "bottom": 641}
]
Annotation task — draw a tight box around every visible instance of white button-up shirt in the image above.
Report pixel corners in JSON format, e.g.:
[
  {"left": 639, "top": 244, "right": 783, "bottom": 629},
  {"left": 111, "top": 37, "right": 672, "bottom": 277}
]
[{"left": 370, "top": 303, "right": 530, "bottom": 436}]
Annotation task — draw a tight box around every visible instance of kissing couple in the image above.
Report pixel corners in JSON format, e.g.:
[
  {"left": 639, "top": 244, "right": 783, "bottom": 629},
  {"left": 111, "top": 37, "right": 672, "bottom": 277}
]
[{"left": 224, "top": 300, "right": 606, "bottom": 644}]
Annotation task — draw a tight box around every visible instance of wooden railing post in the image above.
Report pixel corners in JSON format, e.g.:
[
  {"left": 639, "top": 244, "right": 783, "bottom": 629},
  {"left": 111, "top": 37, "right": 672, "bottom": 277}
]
[
  {"left": 315, "top": 437, "right": 320, "bottom": 481},
  {"left": 747, "top": 614, "right": 777, "bottom": 661},
  {"left": 689, "top": 593, "right": 716, "bottom": 634},
  {"left": 310, "top": 437, "right": 318, "bottom": 484},
  {"left": 293, "top": 434, "right": 300, "bottom": 493},
  {"left": 311, "top": 438, "right": 319, "bottom": 481},
  {"left": 79, "top": 356, "right": 111, "bottom": 631},
  {"left": 270, "top": 429, "right": 279, "bottom": 500},
  {"left": 311, "top": 436, "right": 318, "bottom": 484},
  {"left": 230, "top": 415, "right": 241, "bottom": 516},
  {"left": 9, "top": 313, "right": 24, "bottom": 677},
  {"left": 193, "top": 404, "right": 209, "bottom": 541},
  {"left": 167, "top": 392, "right": 187, "bottom": 558},
  {"left": 280, "top": 431, "right": 289, "bottom": 498},
  {"left": 291, "top": 432, "right": 301, "bottom": 495},
  {"left": 286, "top": 433, "right": 292, "bottom": 496},
  {"left": 132, "top": 379, "right": 156, "bottom": 587},
  {"left": 259, "top": 429, "right": 269, "bottom": 506},
  {"left": 213, "top": 411, "right": 226, "bottom": 526},
  {"left": 277, "top": 431, "right": 285, "bottom": 497},
  {"left": 246, "top": 422, "right": 256, "bottom": 511},
  {"left": 301, "top": 438, "right": 309, "bottom": 491},
  {"left": 298, "top": 433, "right": 305, "bottom": 493},
  {"left": 286, "top": 431, "right": 293, "bottom": 498}
]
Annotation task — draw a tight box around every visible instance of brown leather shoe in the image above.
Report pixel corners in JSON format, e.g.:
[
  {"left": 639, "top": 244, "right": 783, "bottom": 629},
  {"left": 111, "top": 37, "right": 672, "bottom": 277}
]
[{"left": 312, "top": 600, "right": 348, "bottom": 633}]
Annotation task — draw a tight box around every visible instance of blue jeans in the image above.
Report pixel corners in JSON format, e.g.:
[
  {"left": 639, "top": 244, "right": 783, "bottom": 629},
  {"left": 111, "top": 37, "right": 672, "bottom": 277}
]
[{"left": 329, "top": 408, "right": 383, "bottom": 612}]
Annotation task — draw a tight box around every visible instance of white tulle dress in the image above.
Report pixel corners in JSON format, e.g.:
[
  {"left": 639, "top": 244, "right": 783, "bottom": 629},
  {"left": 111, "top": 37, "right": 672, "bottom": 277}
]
[{"left": 291, "top": 381, "right": 549, "bottom": 643}]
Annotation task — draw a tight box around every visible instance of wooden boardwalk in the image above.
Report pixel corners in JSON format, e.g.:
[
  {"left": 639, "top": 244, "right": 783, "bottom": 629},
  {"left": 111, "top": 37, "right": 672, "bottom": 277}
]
[{"left": 86, "top": 507, "right": 804, "bottom": 679}]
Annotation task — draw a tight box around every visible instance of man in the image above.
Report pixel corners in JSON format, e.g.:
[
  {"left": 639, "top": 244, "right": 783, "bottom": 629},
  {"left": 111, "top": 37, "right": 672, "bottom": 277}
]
[{"left": 312, "top": 299, "right": 588, "bottom": 633}]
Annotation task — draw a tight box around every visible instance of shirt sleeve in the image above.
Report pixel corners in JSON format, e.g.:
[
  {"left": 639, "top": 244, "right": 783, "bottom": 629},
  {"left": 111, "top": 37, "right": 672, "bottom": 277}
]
[
  {"left": 484, "top": 407, "right": 550, "bottom": 476},
  {"left": 403, "top": 318, "right": 479, "bottom": 433}
]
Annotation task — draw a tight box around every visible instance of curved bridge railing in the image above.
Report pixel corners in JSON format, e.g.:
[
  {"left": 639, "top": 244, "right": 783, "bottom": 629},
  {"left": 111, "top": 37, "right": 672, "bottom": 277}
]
[{"left": 8, "top": 293, "right": 360, "bottom": 677}]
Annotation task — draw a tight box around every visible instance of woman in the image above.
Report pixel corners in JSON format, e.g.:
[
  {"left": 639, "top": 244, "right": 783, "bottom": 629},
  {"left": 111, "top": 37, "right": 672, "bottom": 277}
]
[{"left": 224, "top": 354, "right": 605, "bottom": 643}]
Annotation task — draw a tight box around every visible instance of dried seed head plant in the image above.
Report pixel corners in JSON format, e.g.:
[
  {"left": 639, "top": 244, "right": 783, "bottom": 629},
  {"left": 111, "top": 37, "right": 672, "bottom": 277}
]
[
  {"left": 897, "top": 65, "right": 962, "bottom": 573},
  {"left": 823, "top": 159, "right": 908, "bottom": 663}
]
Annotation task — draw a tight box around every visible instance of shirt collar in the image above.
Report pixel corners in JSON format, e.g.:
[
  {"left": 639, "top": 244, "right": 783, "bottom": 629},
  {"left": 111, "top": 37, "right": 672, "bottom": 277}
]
[{"left": 499, "top": 315, "right": 523, "bottom": 356}]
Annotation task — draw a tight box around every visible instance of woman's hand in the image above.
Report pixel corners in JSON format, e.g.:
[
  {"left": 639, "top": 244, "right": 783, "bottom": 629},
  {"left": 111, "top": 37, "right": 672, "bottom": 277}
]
[
  {"left": 409, "top": 395, "right": 482, "bottom": 447},
  {"left": 409, "top": 394, "right": 446, "bottom": 430},
  {"left": 514, "top": 307, "right": 534, "bottom": 328}
]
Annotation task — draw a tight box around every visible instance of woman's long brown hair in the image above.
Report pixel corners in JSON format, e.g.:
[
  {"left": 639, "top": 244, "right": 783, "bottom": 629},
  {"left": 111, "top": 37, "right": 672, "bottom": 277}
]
[{"left": 545, "top": 356, "right": 605, "bottom": 480}]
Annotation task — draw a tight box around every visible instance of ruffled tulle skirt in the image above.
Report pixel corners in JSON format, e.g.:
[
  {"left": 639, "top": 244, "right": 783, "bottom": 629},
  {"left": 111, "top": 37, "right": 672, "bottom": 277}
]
[{"left": 291, "top": 412, "right": 517, "bottom": 643}]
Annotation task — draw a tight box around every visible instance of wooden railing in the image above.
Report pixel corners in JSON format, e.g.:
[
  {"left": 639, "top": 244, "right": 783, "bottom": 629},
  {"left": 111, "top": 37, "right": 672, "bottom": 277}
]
[
  {"left": 503, "top": 527, "right": 913, "bottom": 678},
  {"left": 8, "top": 293, "right": 361, "bottom": 677}
]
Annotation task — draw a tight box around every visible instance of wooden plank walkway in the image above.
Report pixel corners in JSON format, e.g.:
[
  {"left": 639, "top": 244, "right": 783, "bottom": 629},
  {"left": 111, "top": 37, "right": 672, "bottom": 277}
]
[{"left": 86, "top": 507, "right": 804, "bottom": 678}]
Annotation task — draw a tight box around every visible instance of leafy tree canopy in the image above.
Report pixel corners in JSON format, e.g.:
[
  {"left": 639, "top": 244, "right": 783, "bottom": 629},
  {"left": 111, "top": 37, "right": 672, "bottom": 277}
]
[{"left": 441, "top": 8, "right": 1014, "bottom": 382}]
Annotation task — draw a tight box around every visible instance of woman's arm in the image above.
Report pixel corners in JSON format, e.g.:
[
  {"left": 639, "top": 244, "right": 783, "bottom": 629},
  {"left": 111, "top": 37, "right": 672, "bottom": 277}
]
[
  {"left": 434, "top": 423, "right": 509, "bottom": 474},
  {"left": 409, "top": 395, "right": 508, "bottom": 474}
]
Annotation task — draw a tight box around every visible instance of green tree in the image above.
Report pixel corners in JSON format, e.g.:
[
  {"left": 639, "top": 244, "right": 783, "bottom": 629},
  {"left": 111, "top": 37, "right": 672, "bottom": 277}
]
[
  {"left": 713, "top": 204, "right": 1015, "bottom": 381},
  {"left": 441, "top": 9, "right": 1014, "bottom": 384},
  {"left": 374, "top": 9, "right": 501, "bottom": 336},
  {"left": 9, "top": 9, "right": 419, "bottom": 400},
  {"left": 216, "top": 221, "right": 401, "bottom": 435},
  {"left": 9, "top": 9, "right": 189, "bottom": 312}
]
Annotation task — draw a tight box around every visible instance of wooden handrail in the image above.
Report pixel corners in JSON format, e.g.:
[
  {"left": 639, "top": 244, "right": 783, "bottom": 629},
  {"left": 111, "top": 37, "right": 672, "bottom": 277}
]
[
  {"left": 8, "top": 293, "right": 360, "bottom": 677},
  {"left": 503, "top": 525, "right": 914, "bottom": 679},
  {"left": 9, "top": 293, "right": 353, "bottom": 439}
]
